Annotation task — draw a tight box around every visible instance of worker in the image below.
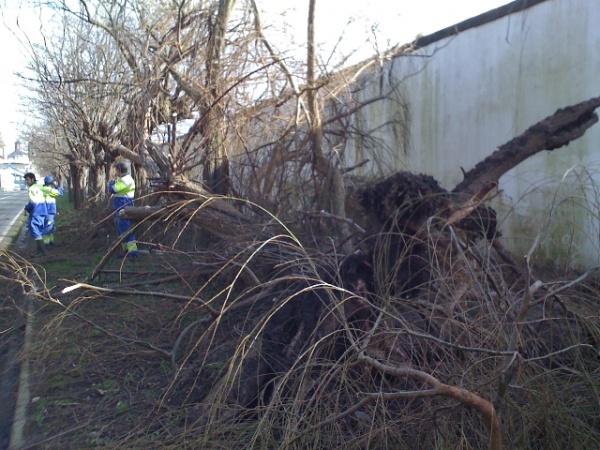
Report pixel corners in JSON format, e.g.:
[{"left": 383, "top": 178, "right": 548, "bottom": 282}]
[
  {"left": 23, "top": 172, "right": 48, "bottom": 257},
  {"left": 42, "top": 175, "right": 63, "bottom": 246},
  {"left": 108, "top": 162, "right": 139, "bottom": 258}
]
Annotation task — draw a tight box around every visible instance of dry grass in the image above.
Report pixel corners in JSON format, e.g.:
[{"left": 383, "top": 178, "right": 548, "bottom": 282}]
[{"left": 0, "top": 194, "right": 599, "bottom": 450}]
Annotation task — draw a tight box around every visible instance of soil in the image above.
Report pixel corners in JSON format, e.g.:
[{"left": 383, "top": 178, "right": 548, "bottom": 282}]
[{"left": 0, "top": 279, "right": 25, "bottom": 449}]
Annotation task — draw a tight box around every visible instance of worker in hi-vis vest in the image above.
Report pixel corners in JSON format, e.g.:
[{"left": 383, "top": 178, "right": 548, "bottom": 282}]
[
  {"left": 108, "top": 162, "right": 139, "bottom": 258},
  {"left": 24, "top": 172, "right": 49, "bottom": 257},
  {"left": 42, "top": 175, "right": 63, "bottom": 246}
]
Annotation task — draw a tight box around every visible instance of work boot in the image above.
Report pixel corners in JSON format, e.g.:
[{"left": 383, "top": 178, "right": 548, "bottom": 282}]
[
  {"left": 31, "top": 240, "right": 47, "bottom": 257},
  {"left": 119, "top": 250, "right": 140, "bottom": 259}
]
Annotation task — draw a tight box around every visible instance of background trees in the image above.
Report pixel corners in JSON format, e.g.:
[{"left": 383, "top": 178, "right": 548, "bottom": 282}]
[{"left": 17, "top": 0, "right": 392, "bottom": 238}]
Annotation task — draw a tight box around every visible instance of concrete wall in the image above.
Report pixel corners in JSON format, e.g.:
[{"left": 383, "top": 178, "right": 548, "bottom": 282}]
[{"left": 347, "top": 0, "right": 600, "bottom": 269}]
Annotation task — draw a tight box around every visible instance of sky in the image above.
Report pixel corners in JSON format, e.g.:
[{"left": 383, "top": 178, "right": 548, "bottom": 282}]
[{"left": 0, "top": 0, "right": 511, "bottom": 154}]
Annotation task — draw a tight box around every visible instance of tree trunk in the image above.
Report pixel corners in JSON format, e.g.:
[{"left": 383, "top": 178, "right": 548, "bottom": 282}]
[
  {"left": 119, "top": 204, "right": 255, "bottom": 240},
  {"left": 453, "top": 96, "right": 600, "bottom": 195},
  {"left": 119, "top": 171, "right": 257, "bottom": 239},
  {"left": 69, "top": 162, "right": 88, "bottom": 211},
  {"left": 201, "top": 0, "right": 237, "bottom": 195},
  {"left": 88, "top": 164, "right": 106, "bottom": 202},
  {"left": 306, "top": 0, "right": 349, "bottom": 247}
]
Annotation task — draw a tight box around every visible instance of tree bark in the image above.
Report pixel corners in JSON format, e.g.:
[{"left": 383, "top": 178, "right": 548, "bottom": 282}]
[
  {"left": 201, "top": 0, "right": 237, "bottom": 195},
  {"left": 119, "top": 172, "right": 258, "bottom": 240},
  {"left": 453, "top": 96, "right": 600, "bottom": 195},
  {"left": 119, "top": 204, "right": 255, "bottom": 240},
  {"left": 69, "top": 161, "right": 88, "bottom": 211},
  {"left": 306, "top": 0, "right": 349, "bottom": 248}
]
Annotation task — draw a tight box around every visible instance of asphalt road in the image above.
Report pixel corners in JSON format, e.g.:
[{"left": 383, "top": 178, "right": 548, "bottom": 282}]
[
  {"left": 0, "top": 190, "right": 29, "bottom": 449},
  {"left": 0, "top": 190, "right": 28, "bottom": 250}
]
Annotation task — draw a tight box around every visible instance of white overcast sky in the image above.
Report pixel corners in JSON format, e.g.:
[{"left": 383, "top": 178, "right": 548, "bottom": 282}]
[{"left": 0, "top": 0, "right": 511, "bottom": 152}]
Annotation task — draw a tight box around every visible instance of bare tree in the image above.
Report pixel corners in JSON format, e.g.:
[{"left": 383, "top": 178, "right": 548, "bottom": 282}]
[
  {"left": 18, "top": 0, "right": 414, "bottom": 248},
  {"left": 22, "top": 9, "right": 129, "bottom": 208}
]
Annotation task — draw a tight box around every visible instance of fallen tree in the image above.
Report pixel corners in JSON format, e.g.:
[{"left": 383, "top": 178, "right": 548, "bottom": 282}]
[
  {"left": 195, "top": 97, "right": 600, "bottom": 449},
  {"left": 64, "top": 96, "right": 600, "bottom": 449}
]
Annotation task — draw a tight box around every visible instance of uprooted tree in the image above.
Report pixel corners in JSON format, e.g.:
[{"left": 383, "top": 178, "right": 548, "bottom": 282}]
[{"left": 50, "top": 96, "right": 597, "bottom": 450}]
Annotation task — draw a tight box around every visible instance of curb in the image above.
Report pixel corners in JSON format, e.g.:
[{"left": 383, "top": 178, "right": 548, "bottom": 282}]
[
  {"left": 8, "top": 297, "right": 33, "bottom": 450},
  {"left": 0, "top": 224, "right": 34, "bottom": 449}
]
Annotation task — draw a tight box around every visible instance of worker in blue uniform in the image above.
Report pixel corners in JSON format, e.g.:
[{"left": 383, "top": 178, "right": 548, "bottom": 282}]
[
  {"left": 42, "top": 175, "right": 63, "bottom": 246},
  {"left": 23, "top": 172, "right": 49, "bottom": 257},
  {"left": 109, "top": 162, "right": 139, "bottom": 258}
]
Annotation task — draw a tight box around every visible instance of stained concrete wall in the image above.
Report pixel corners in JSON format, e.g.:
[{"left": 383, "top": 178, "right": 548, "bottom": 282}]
[{"left": 347, "top": 0, "right": 600, "bottom": 269}]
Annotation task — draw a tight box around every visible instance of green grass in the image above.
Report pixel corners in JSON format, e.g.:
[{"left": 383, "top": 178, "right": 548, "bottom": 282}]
[
  {"left": 42, "top": 255, "right": 102, "bottom": 278},
  {"left": 55, "top": 194, "right": 75, "bottom": 217}
]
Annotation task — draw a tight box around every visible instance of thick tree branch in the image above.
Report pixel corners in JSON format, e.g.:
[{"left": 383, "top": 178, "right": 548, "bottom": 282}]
[
  {"left": 61, "top": 281, "right": 219, "bottom": 316},
  {"left": 453, "top": 96, "right": 600, "bottom": 195},
  {"left": 359, "top": 351, "right": 503, "bottom": 450}
]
